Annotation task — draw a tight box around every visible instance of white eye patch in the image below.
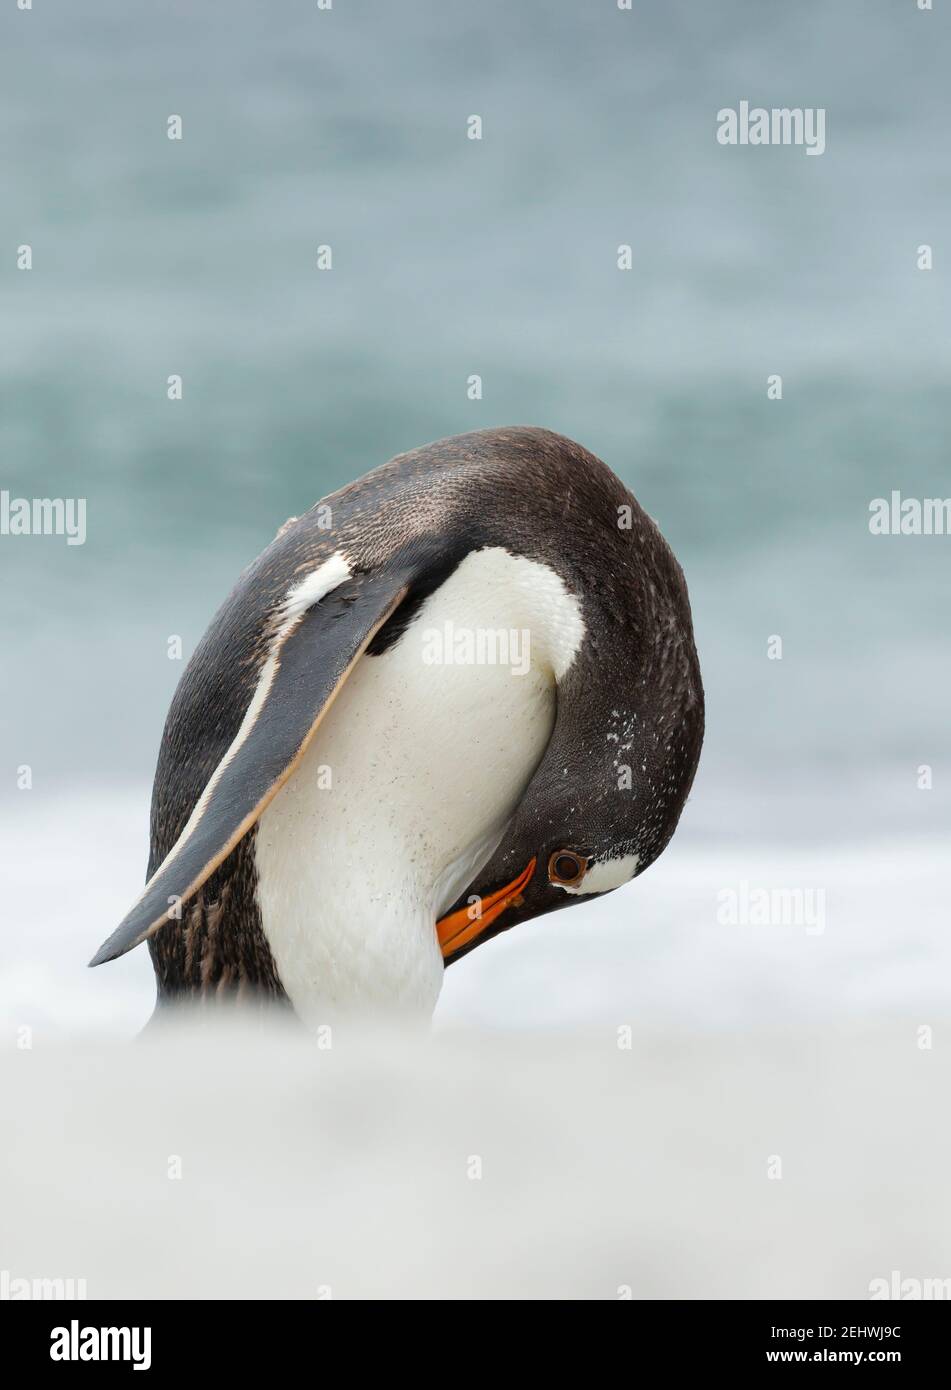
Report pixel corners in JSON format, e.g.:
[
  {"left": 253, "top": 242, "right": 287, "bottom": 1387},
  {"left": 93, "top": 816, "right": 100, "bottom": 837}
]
[{"left": 556, "top": 852, "right": 640, "bottom": 896}]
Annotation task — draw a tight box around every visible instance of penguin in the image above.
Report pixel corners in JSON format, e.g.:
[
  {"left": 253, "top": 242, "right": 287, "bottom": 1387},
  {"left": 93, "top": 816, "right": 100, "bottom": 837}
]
[{"left": 90, "top": 427, "right": 704, "bottom": 1024}]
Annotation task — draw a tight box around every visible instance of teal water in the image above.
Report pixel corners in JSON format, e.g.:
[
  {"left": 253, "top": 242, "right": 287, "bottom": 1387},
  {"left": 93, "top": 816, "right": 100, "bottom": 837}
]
[{"left": 1, "top": 0, "right": 948, "bottom": 844}]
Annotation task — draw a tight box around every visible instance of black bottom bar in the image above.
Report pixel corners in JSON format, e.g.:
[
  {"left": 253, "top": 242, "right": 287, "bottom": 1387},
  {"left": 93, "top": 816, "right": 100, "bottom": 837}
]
[{"left": 2, "top": 1298, "right": 944, "bottom": 1374}]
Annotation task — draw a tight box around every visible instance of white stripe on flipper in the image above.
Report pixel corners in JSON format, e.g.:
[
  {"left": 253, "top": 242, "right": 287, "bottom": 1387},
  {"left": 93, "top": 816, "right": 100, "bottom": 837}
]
[
  {"left": 279, "top": 552, "right": 351, "bottom": 626},
  {"left": 133, "top": 551, "right": 352, "bottom": 905}
]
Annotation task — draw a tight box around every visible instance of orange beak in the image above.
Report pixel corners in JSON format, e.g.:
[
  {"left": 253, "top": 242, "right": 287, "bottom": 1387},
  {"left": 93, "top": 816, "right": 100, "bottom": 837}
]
[{"left": 437, "top": 857, "right": 537, "bottom": 960}]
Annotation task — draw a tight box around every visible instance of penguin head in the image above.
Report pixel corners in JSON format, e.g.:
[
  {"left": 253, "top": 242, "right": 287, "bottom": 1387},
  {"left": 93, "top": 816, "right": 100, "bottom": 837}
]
[{"left": 436, "top": 606, "right": 704, "bottom": 963}]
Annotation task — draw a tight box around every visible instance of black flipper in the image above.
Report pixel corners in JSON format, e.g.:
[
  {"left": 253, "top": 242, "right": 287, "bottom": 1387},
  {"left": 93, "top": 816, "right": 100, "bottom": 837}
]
[{"left": 89, "top": 568, "right": 410, "bottom": 966}]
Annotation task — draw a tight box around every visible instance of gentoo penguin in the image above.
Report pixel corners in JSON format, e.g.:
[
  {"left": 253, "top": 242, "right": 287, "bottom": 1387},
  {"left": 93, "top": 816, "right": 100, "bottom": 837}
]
[{"left": 91, "top": 427, "right": 703, "bottom": 1024}]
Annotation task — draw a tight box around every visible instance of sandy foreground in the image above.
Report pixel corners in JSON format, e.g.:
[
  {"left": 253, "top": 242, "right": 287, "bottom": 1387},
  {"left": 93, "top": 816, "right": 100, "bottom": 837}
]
[{"left": 2, "top": 1017, "right": 948, "bottom": 1300}]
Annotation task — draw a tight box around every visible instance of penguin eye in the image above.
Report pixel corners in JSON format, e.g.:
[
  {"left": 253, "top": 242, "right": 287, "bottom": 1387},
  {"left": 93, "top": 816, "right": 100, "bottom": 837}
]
[{"left": 548, "top": 850, "right": 588, "bottom": 887}]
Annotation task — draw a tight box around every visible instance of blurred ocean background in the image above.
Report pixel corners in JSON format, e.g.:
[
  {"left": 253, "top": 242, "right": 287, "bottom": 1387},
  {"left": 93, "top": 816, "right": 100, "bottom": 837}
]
[{"left": 1, "top": 1, "right": 949, "bottom": 1298}]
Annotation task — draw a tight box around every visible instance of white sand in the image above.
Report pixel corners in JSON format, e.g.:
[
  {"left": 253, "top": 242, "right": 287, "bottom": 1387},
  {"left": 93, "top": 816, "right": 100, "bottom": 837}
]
[{"left": 2, "top": 1019, "right": 947, "bottom": 1300}]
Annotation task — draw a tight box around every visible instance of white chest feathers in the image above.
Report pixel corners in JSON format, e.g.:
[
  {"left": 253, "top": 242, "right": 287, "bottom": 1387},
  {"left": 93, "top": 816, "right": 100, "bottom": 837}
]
[{"left": 254, "top": 546, "right": 584, "bottom": 1024}]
